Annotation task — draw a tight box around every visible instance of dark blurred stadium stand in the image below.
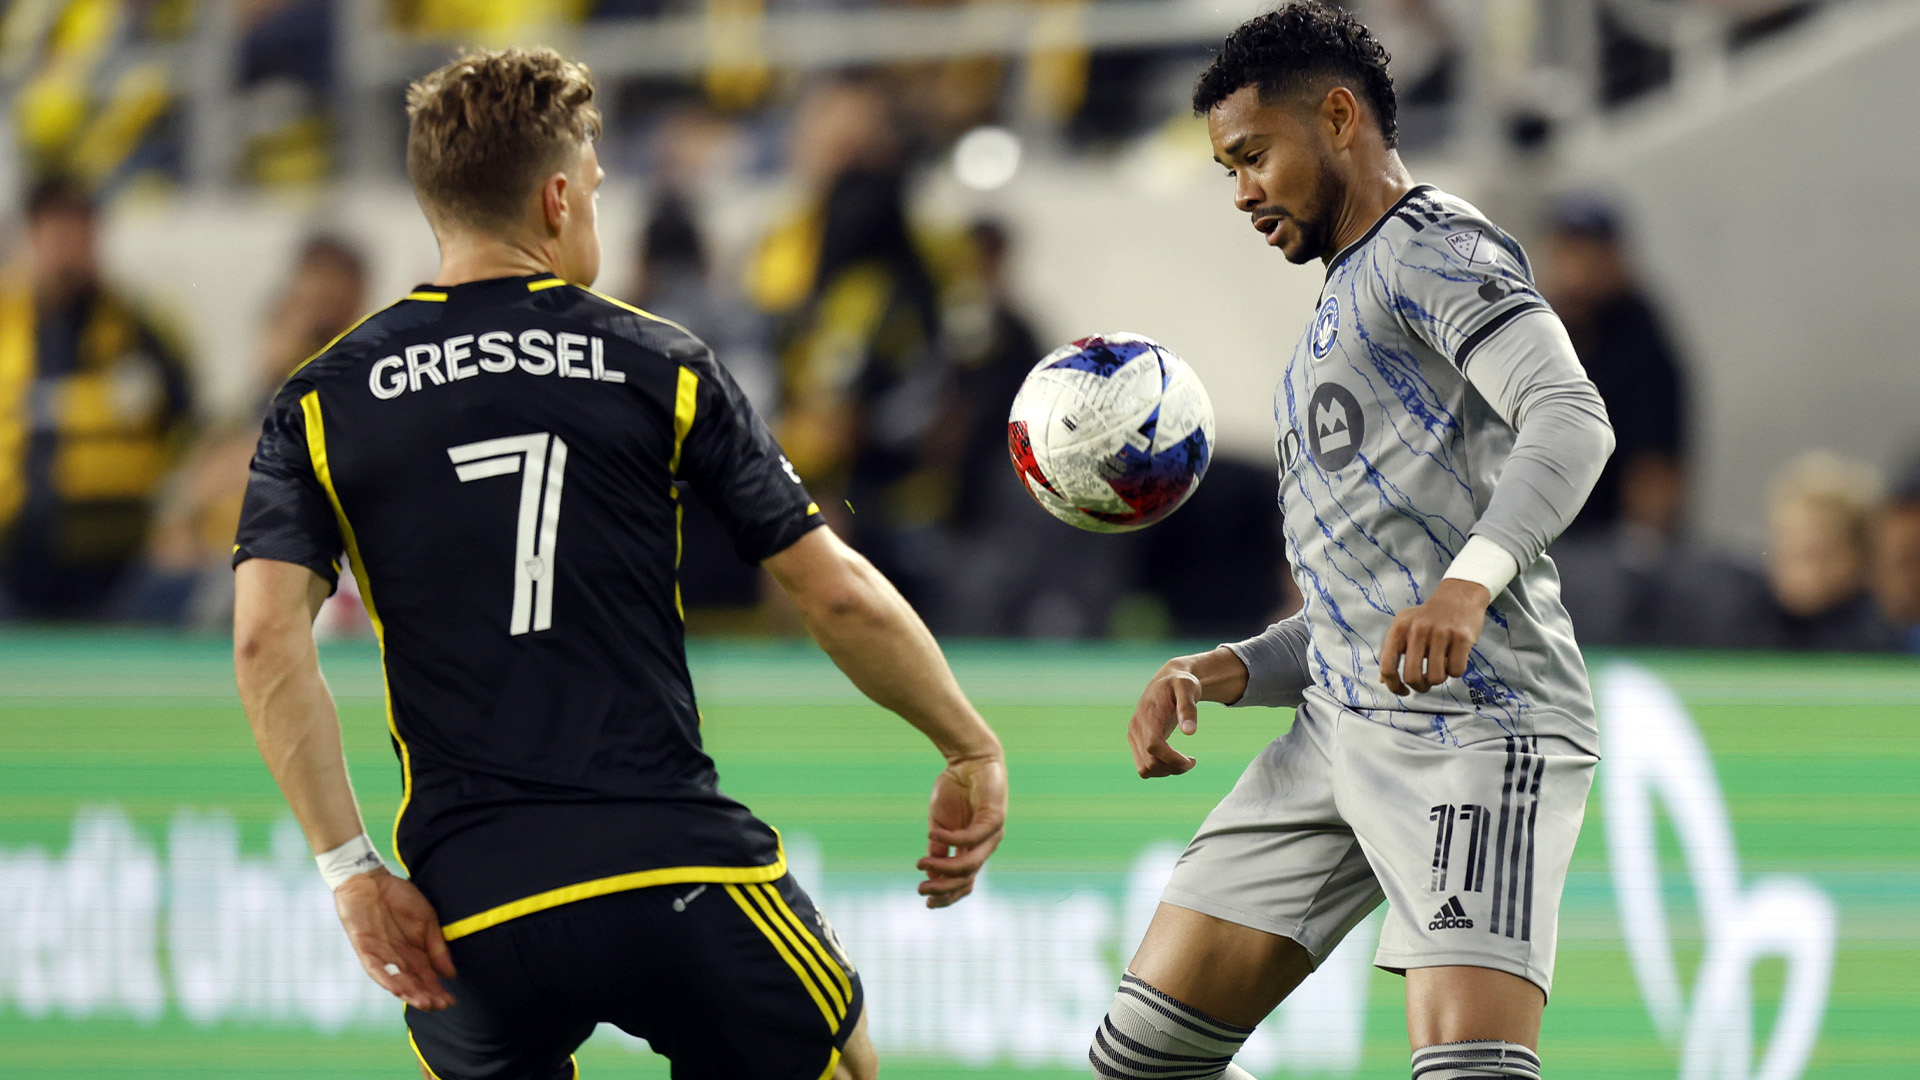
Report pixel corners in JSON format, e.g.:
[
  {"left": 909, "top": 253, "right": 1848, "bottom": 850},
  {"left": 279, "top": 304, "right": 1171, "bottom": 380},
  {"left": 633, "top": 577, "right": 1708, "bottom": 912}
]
[{"left": 2, "top": 0, "right": 1912, "bottom": 653}]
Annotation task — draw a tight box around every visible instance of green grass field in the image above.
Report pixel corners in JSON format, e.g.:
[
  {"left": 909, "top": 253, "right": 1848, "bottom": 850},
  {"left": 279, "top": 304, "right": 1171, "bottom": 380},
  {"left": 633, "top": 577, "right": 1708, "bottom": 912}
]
[{"left": 0, "top": 631, "right": 1914, "bottom": 1078}]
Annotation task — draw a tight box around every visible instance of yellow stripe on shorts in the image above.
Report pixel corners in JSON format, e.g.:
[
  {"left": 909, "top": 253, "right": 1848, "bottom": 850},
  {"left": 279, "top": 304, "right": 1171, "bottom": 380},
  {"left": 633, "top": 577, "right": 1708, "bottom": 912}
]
[
  {"left": 744, "top": 883, "right": 846, "bottom": 1018},
  {"left": 757, "top": 883, "right": 853, "bottom": 1003},
  {"left": 724, "top": 884, "right": 839, "bottom": 1030}
]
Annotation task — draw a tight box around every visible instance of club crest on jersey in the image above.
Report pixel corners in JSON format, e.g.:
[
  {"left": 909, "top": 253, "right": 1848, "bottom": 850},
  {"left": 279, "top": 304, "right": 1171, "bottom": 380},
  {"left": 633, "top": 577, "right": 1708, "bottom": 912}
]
[
  {"left": 1310, "top": 297, "right": 1340, "bottom": 360},
  {"left": 1306, "top": 382, "right": 1364, "bottom": 471}
]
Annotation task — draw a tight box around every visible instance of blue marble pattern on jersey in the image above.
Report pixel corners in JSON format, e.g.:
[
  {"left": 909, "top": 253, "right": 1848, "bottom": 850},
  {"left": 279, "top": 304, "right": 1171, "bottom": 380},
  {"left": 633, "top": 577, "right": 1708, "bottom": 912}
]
[{"left": 1269, "top": 190, "right": 1585, "bottom": 743}]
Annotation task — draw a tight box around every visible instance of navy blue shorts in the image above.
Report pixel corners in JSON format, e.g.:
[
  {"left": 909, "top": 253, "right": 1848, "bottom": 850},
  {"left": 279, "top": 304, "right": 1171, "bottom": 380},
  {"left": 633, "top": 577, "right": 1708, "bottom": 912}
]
[{"left": 407, "top": 875, "right": 863, "bottom": 1080}]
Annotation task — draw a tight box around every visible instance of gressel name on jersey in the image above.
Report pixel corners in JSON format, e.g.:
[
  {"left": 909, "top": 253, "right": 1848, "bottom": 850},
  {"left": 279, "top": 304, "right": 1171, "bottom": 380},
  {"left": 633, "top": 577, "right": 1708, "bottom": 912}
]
[{"left": 369, "top": 328, "right": 627, "bottom": 400}]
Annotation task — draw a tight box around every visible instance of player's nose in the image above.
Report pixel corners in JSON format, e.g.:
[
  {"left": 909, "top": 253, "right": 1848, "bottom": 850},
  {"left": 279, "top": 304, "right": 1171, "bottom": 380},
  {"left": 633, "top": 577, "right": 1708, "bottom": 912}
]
[{"left": 1233, "top": 174, "right": 1264, "bottom": 214}]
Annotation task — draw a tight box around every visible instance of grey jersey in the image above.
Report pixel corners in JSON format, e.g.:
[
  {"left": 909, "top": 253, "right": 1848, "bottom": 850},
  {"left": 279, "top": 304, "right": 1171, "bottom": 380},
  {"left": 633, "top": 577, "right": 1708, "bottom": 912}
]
[{"left": 1269, "top": 185, "right": 1602, "bottom": 750}]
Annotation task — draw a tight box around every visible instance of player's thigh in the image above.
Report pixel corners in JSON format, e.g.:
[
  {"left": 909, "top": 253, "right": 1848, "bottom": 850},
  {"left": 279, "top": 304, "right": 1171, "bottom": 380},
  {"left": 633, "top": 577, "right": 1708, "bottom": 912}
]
[
  {"left": 629, "top": 874, "right": 864, "bottom": 1080},
  {"left": 1333, "top": 722, "right": 1597, "bottom": 1001},
  {"left": 1405, "top": 964, "right": 1544, "bottom": 1049},
  {"left": 404, "top": 922, "right": 595, "bottom": 1080},
  {"left": 831, "top": 1007, "right": 877, "bottom": 1080},
  {"left": 1128, "top": 902, "right": 1316, "bottom": 1028},
  {"left": 1143, "top": 704, "right": 1384, "bottom": 1025}
]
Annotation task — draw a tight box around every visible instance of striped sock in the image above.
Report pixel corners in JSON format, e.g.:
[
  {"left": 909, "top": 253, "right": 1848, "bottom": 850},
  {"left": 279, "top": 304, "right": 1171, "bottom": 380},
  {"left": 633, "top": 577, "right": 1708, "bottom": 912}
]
[
  {"left": 1411, "top": 1040, "right": 1542, "bottom": 1079},
  {"left": 1089, "top": 972, "right": 1258, "bottom": 1080}
]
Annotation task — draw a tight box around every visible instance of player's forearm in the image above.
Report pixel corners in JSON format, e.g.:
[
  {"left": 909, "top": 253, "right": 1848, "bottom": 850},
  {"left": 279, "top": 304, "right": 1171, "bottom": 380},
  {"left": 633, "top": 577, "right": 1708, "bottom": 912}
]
[
  {"left": 769, "top": 533, "right": 1000, "bottom": 763},
  {"left": 1220, "top": 611, "right": 1311, "bottom": 707},
  {"left": 234, "top": 564, "right": 368, "bottom": 854},
  {"left": 1461, "top": 312, "right": 1616, "bottom": 576}
]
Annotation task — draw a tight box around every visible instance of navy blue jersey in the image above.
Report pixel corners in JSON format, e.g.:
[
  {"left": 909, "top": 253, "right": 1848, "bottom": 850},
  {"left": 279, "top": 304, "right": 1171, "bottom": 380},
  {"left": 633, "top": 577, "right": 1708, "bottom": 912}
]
[{"left": 234, "top": 273, "right": 825, "bottom": 937}]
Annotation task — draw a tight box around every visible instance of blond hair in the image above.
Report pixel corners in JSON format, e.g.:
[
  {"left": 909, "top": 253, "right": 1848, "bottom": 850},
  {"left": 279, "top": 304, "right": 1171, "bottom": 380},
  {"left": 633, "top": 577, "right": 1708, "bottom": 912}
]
[
  {"left": 405, "top": 48, "right": 601, "bottom": 232},
  {"left": 1769, "top": 450, "right": 1885, "bottom": 549}
]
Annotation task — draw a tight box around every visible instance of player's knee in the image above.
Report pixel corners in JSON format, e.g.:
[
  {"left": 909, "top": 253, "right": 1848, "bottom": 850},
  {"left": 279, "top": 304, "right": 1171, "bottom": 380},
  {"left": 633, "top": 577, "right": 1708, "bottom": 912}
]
[
  {"left": 1410, "top": 1040, "right": 1540, "bottom": 1079},
  {"left": 1088, "top": 974, "right": 1253, "bottom": 1080}
]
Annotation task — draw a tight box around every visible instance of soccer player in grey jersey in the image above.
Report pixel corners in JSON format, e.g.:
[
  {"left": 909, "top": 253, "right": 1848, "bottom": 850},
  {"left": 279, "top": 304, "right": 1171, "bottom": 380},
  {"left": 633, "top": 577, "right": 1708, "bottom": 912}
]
[{"left": 1088, "top": 7, "right": 1613, "bottom": 1080}]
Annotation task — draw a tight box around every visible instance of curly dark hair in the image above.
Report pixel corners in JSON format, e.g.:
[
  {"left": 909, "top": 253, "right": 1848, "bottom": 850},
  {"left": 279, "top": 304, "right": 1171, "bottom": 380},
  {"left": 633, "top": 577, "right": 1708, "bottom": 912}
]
[{"left": 1192, "top": 3, "right": 1399, "bottom": 149}]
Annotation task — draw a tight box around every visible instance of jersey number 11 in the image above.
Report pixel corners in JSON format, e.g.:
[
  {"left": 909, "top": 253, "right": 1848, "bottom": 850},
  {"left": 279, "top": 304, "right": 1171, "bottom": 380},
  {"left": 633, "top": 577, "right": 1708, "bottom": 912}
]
[{"left": 447, "top": 433, "right": 569, "bottom": 636}]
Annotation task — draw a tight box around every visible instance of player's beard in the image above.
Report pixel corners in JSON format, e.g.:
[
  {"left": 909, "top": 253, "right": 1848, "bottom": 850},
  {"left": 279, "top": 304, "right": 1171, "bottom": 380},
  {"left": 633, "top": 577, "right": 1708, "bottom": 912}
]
[{"left": 1285, "top": 153, "right": 1345, "bottom": 265}]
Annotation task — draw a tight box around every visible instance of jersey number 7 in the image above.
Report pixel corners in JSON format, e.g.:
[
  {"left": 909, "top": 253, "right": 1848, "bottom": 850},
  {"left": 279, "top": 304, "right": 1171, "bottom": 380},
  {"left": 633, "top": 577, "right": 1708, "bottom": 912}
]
[{"left": 447, "top": 433, "right": 569, "bottom": 636}]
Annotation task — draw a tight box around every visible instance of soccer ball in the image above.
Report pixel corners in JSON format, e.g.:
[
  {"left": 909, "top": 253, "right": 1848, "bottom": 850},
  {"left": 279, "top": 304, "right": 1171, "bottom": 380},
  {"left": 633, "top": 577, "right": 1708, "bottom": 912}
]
[{"left": 1007, "top": 333, "right": 1215, "bottom": 533}]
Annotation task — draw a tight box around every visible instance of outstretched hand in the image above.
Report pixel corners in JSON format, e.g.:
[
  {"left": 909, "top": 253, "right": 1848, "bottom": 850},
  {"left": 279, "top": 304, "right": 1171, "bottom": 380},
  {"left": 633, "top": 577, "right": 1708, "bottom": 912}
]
[
  {"left": 334, "top": 869, "right": 457, "bottom": 1011},
  {"left": 916, "top": 753, "right": 1008, "bottom": 908},
  {"left": 1379, "top": 577, "right": 1491, "bottom": 696}
]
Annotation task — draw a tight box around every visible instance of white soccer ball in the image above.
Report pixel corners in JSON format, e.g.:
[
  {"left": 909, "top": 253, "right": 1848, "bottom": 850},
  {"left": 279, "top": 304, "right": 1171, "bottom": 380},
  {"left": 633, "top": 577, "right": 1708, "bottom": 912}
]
[{"left": 1006, "top": 333, "right": 1215, "bottom": 533}]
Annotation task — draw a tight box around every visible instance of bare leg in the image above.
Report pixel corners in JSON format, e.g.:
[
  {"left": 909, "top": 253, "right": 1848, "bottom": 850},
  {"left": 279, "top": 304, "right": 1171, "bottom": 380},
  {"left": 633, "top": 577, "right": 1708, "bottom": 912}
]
[
  {"left": 1404, "top": 966, "right": 1544, "bottom": 1050},
  {"left": 834, "top": 1005, "right": 878, "bottom": 1080},
  {"left": 1126, "top": 903, "right": 1316, "bottom": 1028}
]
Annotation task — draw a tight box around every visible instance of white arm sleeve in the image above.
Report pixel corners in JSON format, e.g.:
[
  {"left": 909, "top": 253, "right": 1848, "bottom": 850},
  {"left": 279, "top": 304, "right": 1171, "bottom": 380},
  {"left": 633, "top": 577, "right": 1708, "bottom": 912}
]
[
  {"left": 1459, "top": 309, "right": 1616, "bottom": 571},
  {"left": 1222, "top": 611, "right": 1313, "bottom": 708}
]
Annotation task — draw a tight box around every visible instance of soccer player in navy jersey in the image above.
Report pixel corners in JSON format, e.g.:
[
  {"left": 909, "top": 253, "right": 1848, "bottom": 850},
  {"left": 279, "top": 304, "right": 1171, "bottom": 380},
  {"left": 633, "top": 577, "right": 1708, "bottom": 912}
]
[{"left": 232, "top": 49, "right": 1006, "bottom": 1080}]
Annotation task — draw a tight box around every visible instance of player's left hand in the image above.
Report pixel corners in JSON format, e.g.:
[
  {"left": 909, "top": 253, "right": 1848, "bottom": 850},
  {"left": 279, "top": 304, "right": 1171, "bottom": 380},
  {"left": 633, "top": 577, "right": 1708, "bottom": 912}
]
[
  {"left": 1379, "top": 577, "right": 1491, "bottom": 696},
  {"left": 916, "top": 752, "right": 1008, "bottom": 909},
  {"left": 334, "top": 868, "right": 458, "bottom": 1011}
]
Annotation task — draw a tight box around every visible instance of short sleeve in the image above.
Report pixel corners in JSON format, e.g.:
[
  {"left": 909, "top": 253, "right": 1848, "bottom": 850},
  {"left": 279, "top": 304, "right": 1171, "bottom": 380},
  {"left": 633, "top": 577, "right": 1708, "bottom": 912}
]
[
  {"left": 232, "top": 386, "right": 345, "bottom": 590},
  {"left": 676, "top": 351, "right": 826, "bottom": 563},
  {"left": 1391, "top": 219, "right": 1552, "bottom": 371}
]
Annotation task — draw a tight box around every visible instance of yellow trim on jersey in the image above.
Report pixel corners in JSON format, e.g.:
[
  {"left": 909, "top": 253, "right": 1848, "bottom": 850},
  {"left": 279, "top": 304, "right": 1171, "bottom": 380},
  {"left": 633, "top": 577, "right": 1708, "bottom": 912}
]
[
  {"left": 817, "top": 1049, "right": 842, "bottom": 1080},
  {"left": 576, "top": 284, "right": 697, "bottom": 338},
  {"left": 439, "top": 846, "right": 789, "bottom": 942},
  {"left": 527, "top": 277, "right": 568, "bottom": 292},
  {"left": 286, "top": 306, "right": 386, "bottom": 379},
  {"left": 668, "top": 365, "right": 700, "bottom": 619},
  {"left": 406, "top": 290, "right": 449, "bottom": 302},
  {"left": 725, "top": 883, "right": 839, "bottom": 1031},
  {"left": 570, "top": 1054, "right": 580, "bottom": 1079},
  {"left": 301, "top": 390, "right": 413, "bottom": 874},
  {"left": 806, "top": 502, "right": 820, "bottom": 516},
  {"left": 759, "top": 882, "right": 853, "bottom": 1003},
  {"left": 744, "top": 883, "right": 847, "bottom": 1017},
  {"left": 668, "top": 366, "right": 699, "bottom": 474},
  {"left": 409, "top": 1032, "right": 445, "bottom": 1080}
]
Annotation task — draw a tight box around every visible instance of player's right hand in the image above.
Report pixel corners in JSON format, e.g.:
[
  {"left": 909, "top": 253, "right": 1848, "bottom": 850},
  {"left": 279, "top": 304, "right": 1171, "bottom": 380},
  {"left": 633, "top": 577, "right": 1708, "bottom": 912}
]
[
  {"left": 1129, "top": 660, "right": 1207, "bottom": 778},
  {"left": 917, "top": 752, "right": 1008, "bottom": 909},
  {"left": 334, "top": 868, "right": 458, "bottom": 1011}
]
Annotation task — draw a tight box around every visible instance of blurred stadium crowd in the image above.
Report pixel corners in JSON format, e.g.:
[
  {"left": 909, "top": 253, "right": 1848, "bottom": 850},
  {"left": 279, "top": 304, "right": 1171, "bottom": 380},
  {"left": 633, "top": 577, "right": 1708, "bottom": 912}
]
[{"left": 2, "top": 0, "right": 1913, "bottom": 655}]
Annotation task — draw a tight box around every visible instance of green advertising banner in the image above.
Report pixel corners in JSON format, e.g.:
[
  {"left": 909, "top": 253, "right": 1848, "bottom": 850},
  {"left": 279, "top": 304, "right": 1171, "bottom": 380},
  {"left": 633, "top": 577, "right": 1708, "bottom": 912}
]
[{"left": 0, "top": 634, "right": 1914, "bottom": 1078}]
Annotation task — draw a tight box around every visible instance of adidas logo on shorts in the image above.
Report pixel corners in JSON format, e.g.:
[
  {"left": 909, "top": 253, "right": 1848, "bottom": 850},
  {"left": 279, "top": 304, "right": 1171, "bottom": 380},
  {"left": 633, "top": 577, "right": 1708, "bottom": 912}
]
[{"left": 1428, "top": 896, "right": 1474, "bottom": 931}]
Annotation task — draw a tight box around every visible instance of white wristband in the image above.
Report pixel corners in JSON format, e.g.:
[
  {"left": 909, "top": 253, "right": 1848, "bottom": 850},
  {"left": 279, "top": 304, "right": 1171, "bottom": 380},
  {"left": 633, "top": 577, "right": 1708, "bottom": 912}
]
[
  {"left": 1443, "top": 535, "right": 1522, "bottom": 599},
  {"left": 315, "top": 834, "right": 386, "bottom": 891}
]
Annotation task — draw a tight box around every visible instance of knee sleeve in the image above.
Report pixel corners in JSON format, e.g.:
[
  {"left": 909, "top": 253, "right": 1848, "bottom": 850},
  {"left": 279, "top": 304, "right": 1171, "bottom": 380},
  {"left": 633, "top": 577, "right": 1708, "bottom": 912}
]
[
  {"left": 1412, "top": 1040, "right": 1542, "bottom": 1079},
  {"left": 1088, "top": 973, "right": 1256, "bottom": 1080}
]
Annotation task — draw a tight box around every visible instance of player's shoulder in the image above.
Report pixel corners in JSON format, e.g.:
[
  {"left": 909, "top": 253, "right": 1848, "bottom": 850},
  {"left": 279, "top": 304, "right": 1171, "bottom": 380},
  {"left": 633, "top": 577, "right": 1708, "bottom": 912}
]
[
  {"left": 1383, "top": 187, "right": 1530, "bottom": 276},
  {"left": 282, "top": 292, "right": 448, "bottom": 392},
  {"left": 541, "top": 282, "right": 716, "bottom": 369}
]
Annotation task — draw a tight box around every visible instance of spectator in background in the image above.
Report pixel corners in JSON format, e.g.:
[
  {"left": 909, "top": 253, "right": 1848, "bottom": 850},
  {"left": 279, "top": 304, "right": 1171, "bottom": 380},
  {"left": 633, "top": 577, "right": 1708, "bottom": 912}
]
[
  {"left": 932, "top": 219, "right": 1131, "bottom": 637},
  {"left": 1730, "top": 451, "right": 1901, "bottom": 652},
  {"left": 0, "top": 176, "right": 194, "bottom": 620},
  {"left": 1543, "top": 196, "right": 1689, "bottom": 540},
  {"left": 136, "top": 234, "right": 366, "bottom": 625},
  {"left": 1871, "top": 459, "right": 1920, "bottom": 653}
]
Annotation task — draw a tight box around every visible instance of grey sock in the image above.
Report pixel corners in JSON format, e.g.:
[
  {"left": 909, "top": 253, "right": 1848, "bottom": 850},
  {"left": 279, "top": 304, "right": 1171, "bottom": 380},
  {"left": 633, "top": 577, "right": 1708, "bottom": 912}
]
[{"left": 1089, "top": 972, "right": 1256, "bottom": 1080}]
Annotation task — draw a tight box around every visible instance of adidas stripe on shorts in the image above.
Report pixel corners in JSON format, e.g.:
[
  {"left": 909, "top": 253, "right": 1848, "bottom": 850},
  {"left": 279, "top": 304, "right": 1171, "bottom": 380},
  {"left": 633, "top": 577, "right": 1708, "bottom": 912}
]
[{"left": 1159, "top": 698, "right": 1597, "bottom": 996}]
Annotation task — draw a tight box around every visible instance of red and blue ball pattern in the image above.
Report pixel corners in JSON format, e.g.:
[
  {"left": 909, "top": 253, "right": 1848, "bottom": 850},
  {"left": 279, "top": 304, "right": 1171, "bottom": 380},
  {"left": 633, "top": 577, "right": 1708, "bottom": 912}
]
[{"left": 1007, "top": 333, "right": 1215, "bottom": 533}]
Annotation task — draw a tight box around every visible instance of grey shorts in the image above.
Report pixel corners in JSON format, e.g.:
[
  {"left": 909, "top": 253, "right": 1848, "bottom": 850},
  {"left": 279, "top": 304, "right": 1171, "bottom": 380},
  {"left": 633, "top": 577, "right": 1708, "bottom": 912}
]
[{"left": 1160, "top": 700, "right": 1596, "bottom": 996}]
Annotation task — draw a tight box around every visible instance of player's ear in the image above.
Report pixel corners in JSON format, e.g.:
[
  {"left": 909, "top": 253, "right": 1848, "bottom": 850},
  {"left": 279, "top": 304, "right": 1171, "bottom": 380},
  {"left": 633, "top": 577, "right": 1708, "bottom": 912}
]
[
  {"left": 539, "top": 172, "right": 570, "bottom": 236},
  {"left": 1321, "top": 86, "right": 1360, "bottom": 152}
]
